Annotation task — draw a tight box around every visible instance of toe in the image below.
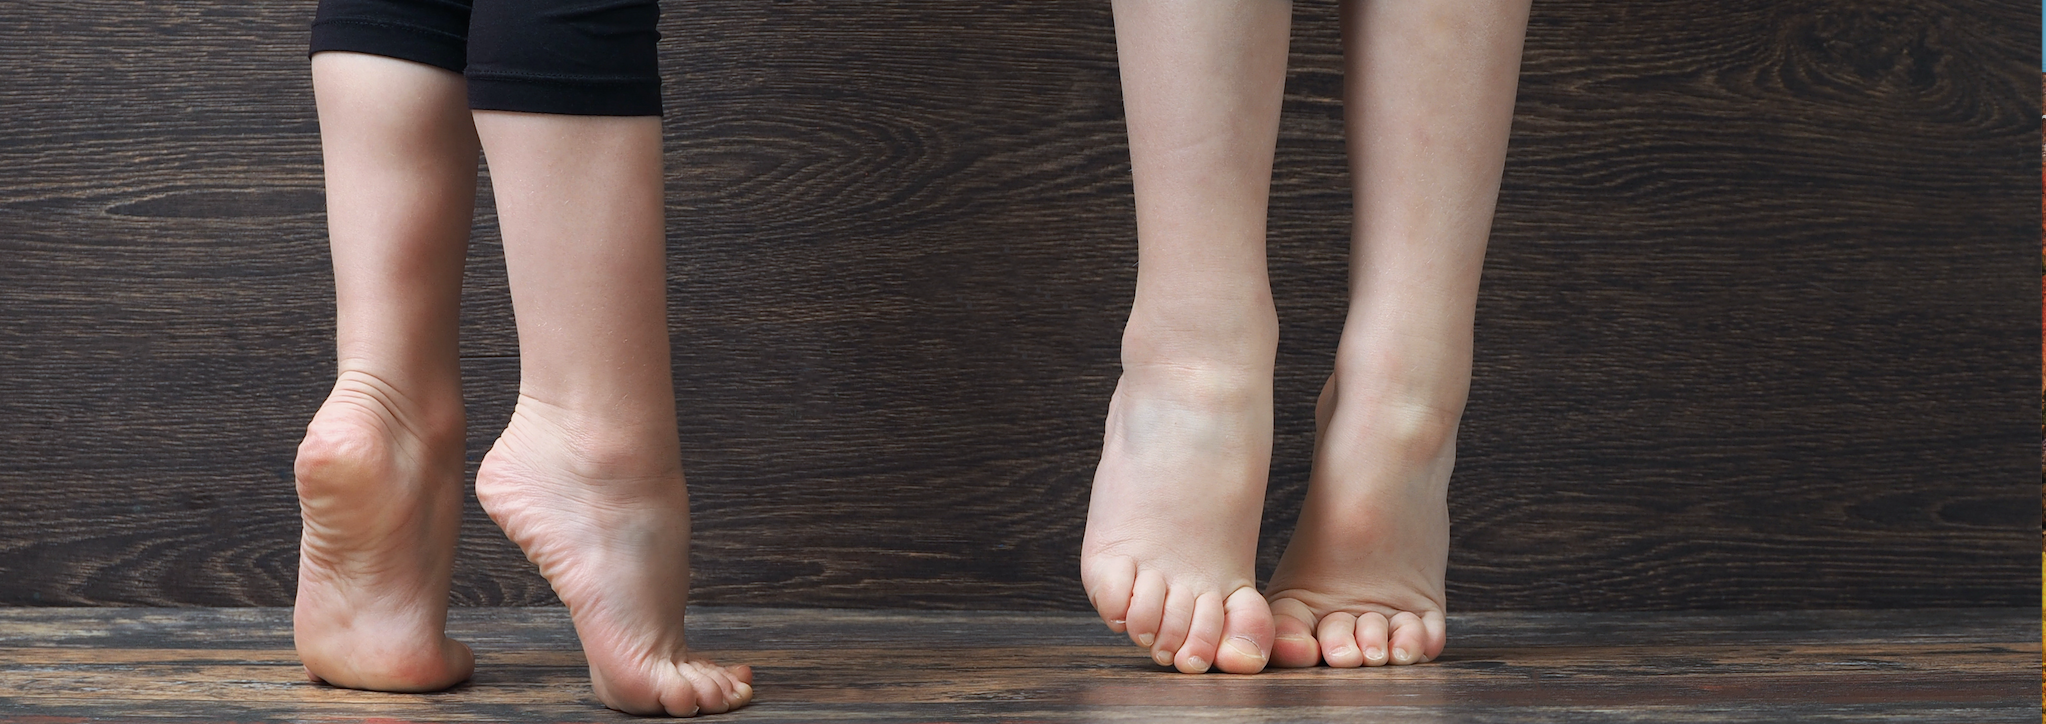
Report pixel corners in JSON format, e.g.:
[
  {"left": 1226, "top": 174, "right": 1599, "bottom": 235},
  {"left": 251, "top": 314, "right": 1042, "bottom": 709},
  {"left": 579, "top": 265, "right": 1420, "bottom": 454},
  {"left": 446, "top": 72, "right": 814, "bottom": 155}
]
[
  {"left": 1316, "top": 612, "right": 1362, "bottom": 668},
  {"left": 1387, "top": 611, "right": 1427, "bottom": 665},
  {"left": 1421, "top": 610, "right": 1448, "bottom": 661},
  {"left": 1267, "top": 598, "right": 1320, "bottom": 668},
  {"left": 1124, "top": 570, "right": 1168, "bottom": 651},
  {"left": 1151, "top": 586, "right": 1195, "bottom": 668},
  {"left": 1173, "top": 591, "right": 1224, "bottom": 674},
  {"left": 1212, "top": 587, "right": 1272, "bottom": 674},
  {"left": 703, "top": 664, "right": 749, "bottom": 715},
  {"left": 668, "top": 663, "right": 719, "bottom": 716},
  {"left": 702, "top": 662, "right": 755, "bottom": 714},
  {"left": 702, "top": 665, "right": 741, "bottom": 708},
  {"left": 1083, "top": 556, "right": 1137, "bottom": 633},
  {"left": 1355, "top": 612, "right": 1390, "bottom": 666},
  {"left": 727, "top": 664, "right": 755, "bottom": 707}
]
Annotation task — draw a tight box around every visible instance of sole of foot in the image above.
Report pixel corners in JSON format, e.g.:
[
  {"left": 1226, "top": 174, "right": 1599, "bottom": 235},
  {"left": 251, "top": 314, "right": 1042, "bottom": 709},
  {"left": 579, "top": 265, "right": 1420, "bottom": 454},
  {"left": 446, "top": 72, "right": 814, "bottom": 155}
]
[
  {"left": 1081, "top": 364, "right": 1277, "bottom": 674},
  {"left": 475, "top": 400, "right": 752, "bottom": 716},
  {"left": 292, "top": 372, "right": 476, "bottom": 692},
  {"left": 1265, "top": 375, "right": 1452, "bottom": 668}
]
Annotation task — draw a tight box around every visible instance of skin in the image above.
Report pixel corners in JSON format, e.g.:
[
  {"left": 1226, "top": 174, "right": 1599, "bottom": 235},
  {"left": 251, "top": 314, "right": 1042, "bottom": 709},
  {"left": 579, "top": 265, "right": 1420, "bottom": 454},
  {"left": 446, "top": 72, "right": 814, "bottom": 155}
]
[
  {"left": 294, "top": 52, "right": 479, "bottom": 694},
  {"left": 1083, "top": 0, "right": 1530, "bottom": 672},
  {"left": 1082, "top": 0, "right": 1292, "bottom": 676},
  {"left": 294, "top": 52, "right": 752, "bottom": 716}
]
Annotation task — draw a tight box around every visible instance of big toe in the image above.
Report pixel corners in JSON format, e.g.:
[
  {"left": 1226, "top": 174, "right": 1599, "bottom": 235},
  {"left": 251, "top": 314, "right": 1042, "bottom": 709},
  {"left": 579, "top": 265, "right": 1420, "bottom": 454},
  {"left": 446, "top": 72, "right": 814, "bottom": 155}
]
[
  {"left": 1267, "top": 597, "right": 1320, "bottom": 668},
  {"left": 1212, "top": 587, "right": 1273, "bottom": 674},
  {"left": 671, "top": 661, "right": 753, "bottom": 716}
]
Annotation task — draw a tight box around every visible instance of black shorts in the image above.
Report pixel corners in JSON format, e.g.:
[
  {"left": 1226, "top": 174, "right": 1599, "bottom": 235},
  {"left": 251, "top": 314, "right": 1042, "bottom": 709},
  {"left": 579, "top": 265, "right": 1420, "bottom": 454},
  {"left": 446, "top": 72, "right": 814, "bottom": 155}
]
[{"left": 309, "top": 0, "right": 662, "bottom": 116}]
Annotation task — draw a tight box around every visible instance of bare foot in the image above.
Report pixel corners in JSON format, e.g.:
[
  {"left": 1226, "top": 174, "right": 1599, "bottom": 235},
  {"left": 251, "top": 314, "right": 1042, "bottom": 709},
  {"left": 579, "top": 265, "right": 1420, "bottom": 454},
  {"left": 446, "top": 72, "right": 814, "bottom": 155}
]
[
  {"left": 293, "top": 369, "right": 475, "bottom": 692},
  {"left": 475, "top": 398, "right": 752, "bottom": 716},
  {"left": 1081, "top": 311, "right": 1278, "bottom": 674},
  {"left": 1265, "top": 375, "right": 1452, "bottom": 668}
]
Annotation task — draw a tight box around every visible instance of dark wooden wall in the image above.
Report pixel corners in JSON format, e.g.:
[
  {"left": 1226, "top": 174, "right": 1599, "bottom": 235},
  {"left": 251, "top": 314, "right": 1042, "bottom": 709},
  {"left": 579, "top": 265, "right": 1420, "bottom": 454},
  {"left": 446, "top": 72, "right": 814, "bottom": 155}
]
[{"left": 0, "top": 1, "right": 2034, "bottom": 611}]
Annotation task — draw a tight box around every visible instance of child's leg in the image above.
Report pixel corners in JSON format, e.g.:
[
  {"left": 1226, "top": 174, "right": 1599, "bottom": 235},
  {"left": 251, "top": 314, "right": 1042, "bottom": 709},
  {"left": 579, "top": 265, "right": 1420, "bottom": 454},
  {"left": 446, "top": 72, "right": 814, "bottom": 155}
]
[
  {"left": 294, "top": 51, "right": 478, "bottom": 692},
  {"left": 1081, "top": 0, "right": 1290, "bottom": 675},
  {"left": 1264, "top": 0, "right": 1529, "bottom": 668},
  {"left": 467, "top": 111, "right": 751, "bottom": 716}
]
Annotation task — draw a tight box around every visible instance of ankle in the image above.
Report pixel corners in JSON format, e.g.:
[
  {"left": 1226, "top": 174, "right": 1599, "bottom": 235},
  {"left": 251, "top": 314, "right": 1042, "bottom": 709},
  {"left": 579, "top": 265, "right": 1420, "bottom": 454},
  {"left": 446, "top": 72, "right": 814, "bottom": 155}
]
[
  {"left": 1325, "top": 366, "right": 1465, "bottom": 465},
  {"left": 322, "top": 367, "right": 466, "bottom": 446},
  {"left": 497, "top": 396, "right": 683, "bottom": 484},
  {"left": 1121, "top": 295, "right": 1279, "bottom": 373},
  {"left": 1332, "top": 332, "right": 1471, "bottom": 413}
]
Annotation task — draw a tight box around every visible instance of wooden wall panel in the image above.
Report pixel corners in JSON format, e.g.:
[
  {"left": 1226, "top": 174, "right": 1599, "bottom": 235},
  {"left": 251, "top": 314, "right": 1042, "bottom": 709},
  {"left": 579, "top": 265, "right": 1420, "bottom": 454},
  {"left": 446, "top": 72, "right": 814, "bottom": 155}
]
[{"left": 0, "top": 0, "right": 2034, "bottom": 610}]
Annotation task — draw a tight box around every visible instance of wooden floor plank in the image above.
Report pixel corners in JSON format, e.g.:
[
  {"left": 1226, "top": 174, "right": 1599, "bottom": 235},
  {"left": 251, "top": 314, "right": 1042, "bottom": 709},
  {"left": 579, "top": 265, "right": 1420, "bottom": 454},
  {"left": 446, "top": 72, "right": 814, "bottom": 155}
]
[{"left": 0, "top": 607, "right": 2032, "bottom": 723}]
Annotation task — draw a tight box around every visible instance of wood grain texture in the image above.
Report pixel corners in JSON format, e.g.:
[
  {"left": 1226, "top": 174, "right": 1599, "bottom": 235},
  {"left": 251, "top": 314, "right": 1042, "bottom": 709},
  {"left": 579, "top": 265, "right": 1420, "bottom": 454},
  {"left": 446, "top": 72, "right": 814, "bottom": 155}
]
[
  {"left": 0, "top": 1, "right": 2036, "bottom": 609},
  {"left": 0, "top": 607, "right": 2034, "bottom": 722}
]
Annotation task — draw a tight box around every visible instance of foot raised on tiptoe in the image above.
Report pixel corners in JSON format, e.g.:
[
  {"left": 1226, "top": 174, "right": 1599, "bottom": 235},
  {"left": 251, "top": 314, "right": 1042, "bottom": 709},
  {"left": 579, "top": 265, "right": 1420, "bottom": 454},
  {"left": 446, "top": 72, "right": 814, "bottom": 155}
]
[
  {"left": 293, "top": 369, "right": 475, "bottom": 692},
  {"left": 476, "top": 398, "right": 751, "bottom": 716},
  {"left": 1080, "top": 309, "right": 1279, "bottom": 674},
  {"left": 1265, "top": 375, "right": 1452, "bottom": 668}
]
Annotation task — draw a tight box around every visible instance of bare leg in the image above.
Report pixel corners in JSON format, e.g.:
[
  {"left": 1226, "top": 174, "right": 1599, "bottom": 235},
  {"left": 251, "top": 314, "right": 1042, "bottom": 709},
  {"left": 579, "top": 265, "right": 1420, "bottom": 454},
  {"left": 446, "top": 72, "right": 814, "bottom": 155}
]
[
  {"left": 468, "top": 111, "right": 752, "bottom": 716},
  {"left": 1264, "top": 0, "right": 1530, "bottom": 668},
  {"left": 293, "top": 51, "right": 477, "bottom": 692},
  {"left": 1081, "top": 0, "right": 1290, "bottom": 675}
]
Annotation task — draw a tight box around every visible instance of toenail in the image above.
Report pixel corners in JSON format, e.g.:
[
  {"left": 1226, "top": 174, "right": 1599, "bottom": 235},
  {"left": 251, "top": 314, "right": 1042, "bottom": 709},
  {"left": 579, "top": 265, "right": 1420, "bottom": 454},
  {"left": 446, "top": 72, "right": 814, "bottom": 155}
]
[
  {"left": 1152, "top": 650, "right": 1173, "bottom": 666},
  {"left": 1392, "top": 647, "right": 1411, "bottom": 662},
  {"left": 1331, "top": 645, "right": 1354, "bottom": 657},
  {"left": 1186, "top": 655, "right": 1207, "bottom": 672},
  {"left": 1137, "top": 633, "right": 1154, "bottom": 647},
  {"left": 1279, "top": 632, "right": 1314, "bottom": 641},
  {"left": 1226, "top": 637, "right": 1266, "bottom": 661},
  {"left": 1365, "top": 647, "right": 1385, "bottom": 661}
]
